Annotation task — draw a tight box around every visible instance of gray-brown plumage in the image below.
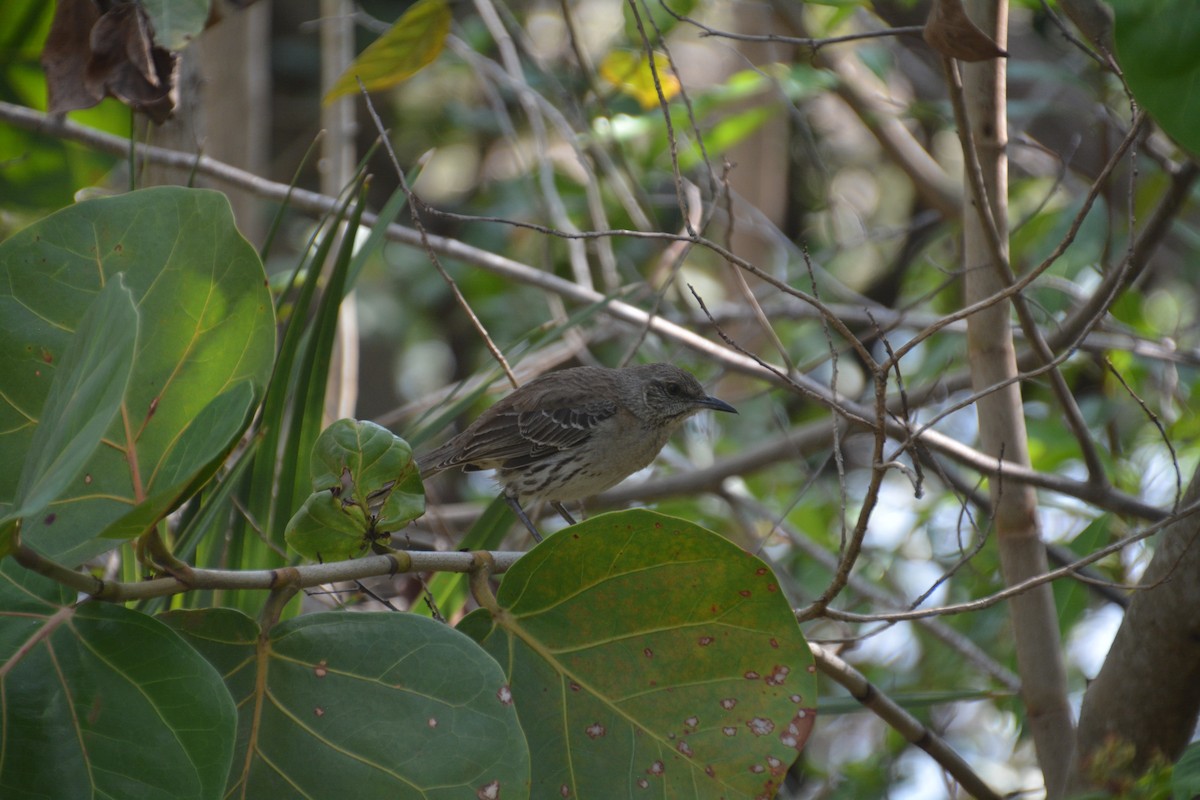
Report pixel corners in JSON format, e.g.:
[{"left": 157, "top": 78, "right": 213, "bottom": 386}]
[{"left": 418, "top": 363, "right": 736, "bottom": 539}]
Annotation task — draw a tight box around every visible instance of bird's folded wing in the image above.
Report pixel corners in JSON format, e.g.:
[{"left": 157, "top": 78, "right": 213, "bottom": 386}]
[
  {"left": 516, "top": 402, "right": 617, "bottom": 449},
  {"left": 428, "top": 401, "right": 617, "bottom": 470}
]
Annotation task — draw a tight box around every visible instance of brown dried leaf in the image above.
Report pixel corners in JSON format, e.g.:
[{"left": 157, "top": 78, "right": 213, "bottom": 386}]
[
  {"left": 923, "top": 0, "right": 1009, "bottom": 62},
  {"left": 41, "top": 0, "right": 105, "bottom": 113},
  {"left": 41, "top": 0, "right": 178, "bottom": 123}
]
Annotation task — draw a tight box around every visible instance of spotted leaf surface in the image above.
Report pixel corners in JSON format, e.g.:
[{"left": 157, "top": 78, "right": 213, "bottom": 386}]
[
  {"left": 0, "top": 560, "right": 236, "bottom": 800},
  {"left": 458, "top": 509, "right": 815, "bottom": 799},
  {"left": 160, "top": 608, "right": 529, "bottom": 800}
]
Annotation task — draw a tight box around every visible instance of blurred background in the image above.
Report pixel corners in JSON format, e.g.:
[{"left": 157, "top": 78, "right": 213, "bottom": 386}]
[{"left": 4, "top": 0, "right": 1199, "bottom": 795}]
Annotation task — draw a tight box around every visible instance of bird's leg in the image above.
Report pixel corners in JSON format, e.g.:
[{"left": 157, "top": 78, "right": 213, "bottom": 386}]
[
  {"left": 504, "top": 493, "right": 543, "bottom": 542},
  {"left": 550, "top": 502, "right": 577, "bottom": 526}
]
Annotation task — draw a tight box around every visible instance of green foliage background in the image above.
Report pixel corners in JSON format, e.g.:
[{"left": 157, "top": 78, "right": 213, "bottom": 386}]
[{"left": 3, "top": 0, "right": 1200, "bottom": 797}]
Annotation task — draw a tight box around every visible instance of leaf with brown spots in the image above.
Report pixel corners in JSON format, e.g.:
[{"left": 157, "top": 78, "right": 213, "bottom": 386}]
[
  {"left": 457, "top": 508, "right": 817, "bottom": 798},
  {"left": 0, "top": 562, "right": 235, "bottom": 799},
  {"left": 159, "top": 608, "right": 530, "bottom": 798},
  {"left": 0, "top": 188, "right": 275, "bottom": 566}
]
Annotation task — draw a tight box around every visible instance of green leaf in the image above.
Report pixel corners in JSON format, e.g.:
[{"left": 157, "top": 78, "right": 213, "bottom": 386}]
[
  {"left": 1112, "top": 0, "right": 1200, "bottom": 156},
  {"left": 286, "top": 419, "right": 425, "bottom": 561},
  {"left": 0, "top": 561, "right": 236, "bottom": 800},
  {"left": 140, "top": 0, "right": 208, "bottom": 51},
  {"left": 458, "top": 509, "right": 815, "bottom": 798},
  {"left": 98, "top": 381, "right": 257, "bottom": 539},
  {"left": 160, "top": 608, "right": 530, "bottom": 799},
  {"left": 0, "top": 187, "right": 276, "bottom": 566},
  {"left": 284, "top": 489, "right": 373, "bottom": 561},
  {"left": 323, "top": 0, "right": 451, "bottom": 103},
  {"left": 5, "top": 274, "right": 137, "bottom": 526},
  {"left": 1175, "top": 740, "right": 1200, "bottom": 800}
]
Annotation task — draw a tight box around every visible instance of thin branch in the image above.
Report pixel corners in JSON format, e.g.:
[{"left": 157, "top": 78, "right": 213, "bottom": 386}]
[
  {"left": 820, "top": 497, "right": 1200, "bottom": 623},
  {"left": 355, "top": 81, "right": 518, "bottom": 389},
  {"left": 726, "top": 492, "right": 1022, "bottom": 691},
  {"left": 811, "top": 643, "right": 1004, "bottom": 800},
  {"left": 0, "top": 101, "right": 1167, "bottom": 521},
  {"left": 941, "top": 56, "right": 1111, "bottom": 488},
  {"left": 885, "top": 110, "right": 1146, "bottom": 368},
  {"left": 625, "top": 0, "right": 699, "bottom": 237},
  {"left": 469, "top": 0, "right": 597, "bottom": 290},
  {"left": 662, "top": 1, "right": 926, "bottom": 54}
]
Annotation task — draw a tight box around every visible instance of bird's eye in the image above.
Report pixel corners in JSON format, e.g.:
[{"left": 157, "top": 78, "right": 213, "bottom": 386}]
[{"left": 664, "top": 382, "right": 682, "bottom": 396}]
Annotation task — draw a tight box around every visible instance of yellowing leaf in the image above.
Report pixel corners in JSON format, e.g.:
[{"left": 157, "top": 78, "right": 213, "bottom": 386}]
[
  {"left": 323, "top": 0, "right": 451, "bottom": 105},
  {"left": 600, "top": 50, "right": 680, "bottom": 109}
]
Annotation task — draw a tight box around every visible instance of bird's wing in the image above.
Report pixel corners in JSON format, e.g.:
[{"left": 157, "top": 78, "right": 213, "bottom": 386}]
[
  {"left": 518, "top": 402, "right": 617, "bottom": 448},
  {"left": 418, "top": 368, "right": 620, "bottom": 474},
  {"left": 421, "top": 400, "right": 619, "bottom": 472}
]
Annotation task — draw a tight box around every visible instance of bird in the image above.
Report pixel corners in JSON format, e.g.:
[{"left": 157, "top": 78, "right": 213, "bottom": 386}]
[{"left": 418, "top": 363, "right": 737, "bottom": 541}]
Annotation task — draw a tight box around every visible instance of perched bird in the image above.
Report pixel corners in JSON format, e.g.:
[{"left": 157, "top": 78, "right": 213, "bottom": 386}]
[{"left": 418, "top": 363, "right": 736, "bottom": 540}]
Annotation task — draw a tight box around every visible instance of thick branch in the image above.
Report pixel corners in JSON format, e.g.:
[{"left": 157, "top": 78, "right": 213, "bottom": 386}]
[
  {"left": 1073, "top": 462, "right": 1200, "bottom": 782},
  {"left": 958, "top": 3, "right": 1074, "bottom": 793},
  {"left": 11, "top": 541, "right": 522, "bottom": 602}
]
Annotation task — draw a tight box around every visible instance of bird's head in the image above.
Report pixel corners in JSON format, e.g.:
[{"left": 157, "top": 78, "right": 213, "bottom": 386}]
[{"left": 632, "top": 363, "right": 737, "bottom": 425}]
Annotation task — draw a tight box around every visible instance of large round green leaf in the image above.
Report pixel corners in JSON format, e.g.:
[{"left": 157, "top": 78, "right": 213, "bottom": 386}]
[
  {"left": 458, "top": 509, "right": 816, "bottom": 799},
  {"left": 0, "top": 560, "right": 237, "bottom": 800},
  {"left": 1113, "top": 0, "right": 1200, "bottom": 156},
  {"left": 0, "top": 187, "right": 275, "bottom": 565},
  {"left": 161, "top": 608, "right": 530, "bottom": 799}
]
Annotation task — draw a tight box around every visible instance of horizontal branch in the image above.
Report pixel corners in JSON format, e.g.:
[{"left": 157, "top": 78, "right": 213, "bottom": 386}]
[
  {"left": 12, "top": 540, "right": 523, "bottom": 602},
  {"left": 821, "top": 497, "right": 1200, "bottom": 623},
  {"left": 699, "top": 300, "right": 1199, "bottom": 368},
  {"left": 0, "top": 101, "right": 1164, "bottom": 521}
]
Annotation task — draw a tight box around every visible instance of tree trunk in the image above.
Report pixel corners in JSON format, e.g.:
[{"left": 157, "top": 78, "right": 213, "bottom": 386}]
[
  {"left": 1073, "top": 463, "right": 1200, "bottom": 784},
  {"left": 959, "top": 1, "right": 1074, "bottom": 794}
]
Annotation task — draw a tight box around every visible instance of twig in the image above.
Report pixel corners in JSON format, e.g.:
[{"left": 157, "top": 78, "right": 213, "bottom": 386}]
[
  {"left": 355, "top": 80, "right": 518, "bottom": 389},
  {"left": 0, "top": 101, "right": 1167, "bottom": 521},
  {"left": 819, "top": 497, "right": 1200, "bottom": 623},
  {"left": 811, "top": 643, "right": 1004, "bottom": 800},
  {"left": 940, "top": 55, "right": 1110, "bottom": 488},
  {"left": 624, "top": 0, "right": 699, "bottom": 237}
]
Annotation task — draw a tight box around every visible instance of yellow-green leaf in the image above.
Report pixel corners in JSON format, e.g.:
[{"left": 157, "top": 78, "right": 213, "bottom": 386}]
[
  {"left": 600, "top": 49, "right": 680, "bottom": 109},
  {"left": 323, "top": 0, "right": 450, "bottom": 104}
]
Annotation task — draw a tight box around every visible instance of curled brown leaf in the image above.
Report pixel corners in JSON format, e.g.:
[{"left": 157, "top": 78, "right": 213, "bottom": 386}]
[
  {"left": 923, "top": 0, "right": 1008, "bottom": 62},
  {"left": 41, "top": 0, "right": 178, "bottom": 123}
]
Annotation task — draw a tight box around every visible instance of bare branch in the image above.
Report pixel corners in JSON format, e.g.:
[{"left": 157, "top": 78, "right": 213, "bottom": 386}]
[{"left": 811, "top": 643, "right": 1004, "bottom": 800}]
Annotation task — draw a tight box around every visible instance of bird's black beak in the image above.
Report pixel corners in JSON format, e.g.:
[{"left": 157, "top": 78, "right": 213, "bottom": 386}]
[{"left": 700, "top": 395, "right": 737, "bottom": 414}]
